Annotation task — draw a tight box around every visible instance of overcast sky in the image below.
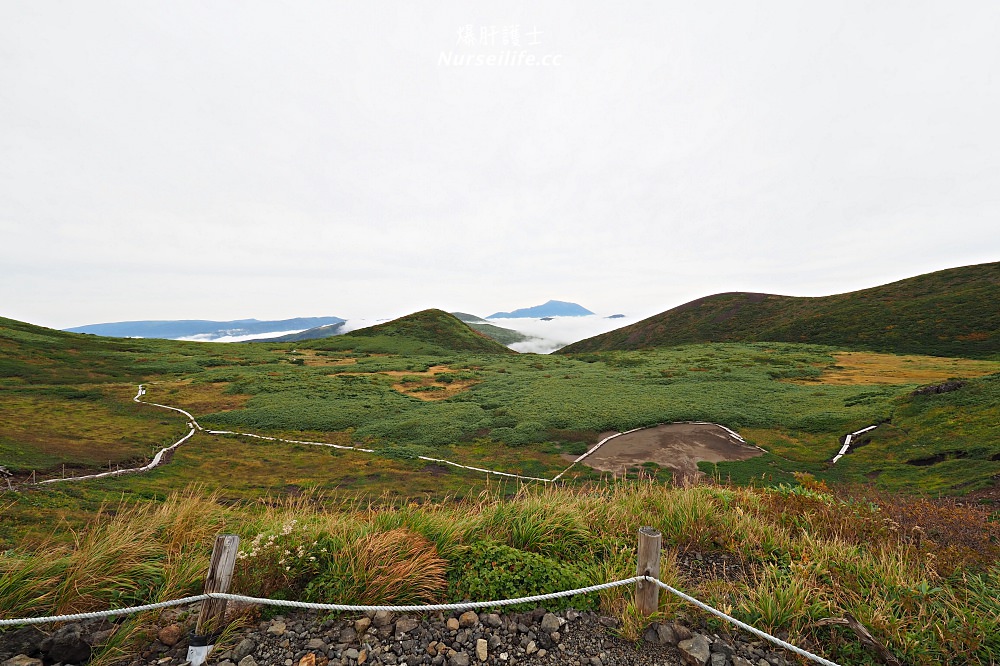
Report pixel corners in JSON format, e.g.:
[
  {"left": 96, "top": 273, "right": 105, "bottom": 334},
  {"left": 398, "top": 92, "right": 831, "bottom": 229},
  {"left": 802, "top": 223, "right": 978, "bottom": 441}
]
[{"left": 2, "top": 1, "right": 998, "bottom": 330}]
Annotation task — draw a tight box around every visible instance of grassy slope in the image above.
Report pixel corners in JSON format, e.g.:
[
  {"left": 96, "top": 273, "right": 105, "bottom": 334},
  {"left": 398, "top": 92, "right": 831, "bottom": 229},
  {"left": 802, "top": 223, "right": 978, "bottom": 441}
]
[
  {"left": 559, "top": 262, "right": 1000, "bottom": 358},
  {"left": 320, "top": 309, "right": 516, "bottom": 355}
]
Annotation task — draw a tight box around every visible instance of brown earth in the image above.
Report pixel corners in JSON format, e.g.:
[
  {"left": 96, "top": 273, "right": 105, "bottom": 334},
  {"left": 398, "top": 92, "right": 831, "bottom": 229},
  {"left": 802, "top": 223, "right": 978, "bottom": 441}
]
[{"left": 577, "top": 423, "right": 763, "bottom": 482}]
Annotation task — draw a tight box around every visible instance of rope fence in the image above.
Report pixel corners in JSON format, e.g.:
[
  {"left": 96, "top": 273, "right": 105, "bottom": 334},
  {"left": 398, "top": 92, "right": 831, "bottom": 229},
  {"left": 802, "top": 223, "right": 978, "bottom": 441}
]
[{"left": 0, "top": 529, "right": 843, "bottom": 666}]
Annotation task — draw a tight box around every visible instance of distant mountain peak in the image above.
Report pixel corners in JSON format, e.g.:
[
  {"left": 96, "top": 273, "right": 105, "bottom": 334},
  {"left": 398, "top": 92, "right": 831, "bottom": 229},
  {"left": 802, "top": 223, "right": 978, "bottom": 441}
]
[{"left": 488, "top": 300, "right": 595, "bottom": 319}]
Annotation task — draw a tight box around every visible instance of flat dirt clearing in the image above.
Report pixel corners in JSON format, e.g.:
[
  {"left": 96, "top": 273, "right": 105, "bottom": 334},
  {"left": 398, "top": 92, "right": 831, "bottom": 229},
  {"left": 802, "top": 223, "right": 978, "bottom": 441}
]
[{"left": 579, "top": 423, "right": 763, "bottom": 481}]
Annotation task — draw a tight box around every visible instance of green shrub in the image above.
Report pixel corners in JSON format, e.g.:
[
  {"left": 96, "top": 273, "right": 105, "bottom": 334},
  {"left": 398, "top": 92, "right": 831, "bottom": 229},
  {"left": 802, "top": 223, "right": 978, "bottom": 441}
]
[{"left": 447, "top": 542, "right": 598, "bottom": 610}]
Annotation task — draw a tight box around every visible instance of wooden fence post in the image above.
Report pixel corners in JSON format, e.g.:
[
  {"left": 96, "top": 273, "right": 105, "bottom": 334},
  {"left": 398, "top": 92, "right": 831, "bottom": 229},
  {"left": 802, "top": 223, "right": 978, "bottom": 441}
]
[
  {"left": 194, "top": 534, "right": 240, "bottom": 638},
  {"left": 635, "top": 526, "right": 661, "bottom": 617}
]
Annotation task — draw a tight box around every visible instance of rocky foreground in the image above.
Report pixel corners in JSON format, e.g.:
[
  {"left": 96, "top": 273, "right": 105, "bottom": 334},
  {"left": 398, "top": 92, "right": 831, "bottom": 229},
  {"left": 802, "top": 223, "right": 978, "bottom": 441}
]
[{"left": 1, "top": 605, "right": 801, "bottom": 666}]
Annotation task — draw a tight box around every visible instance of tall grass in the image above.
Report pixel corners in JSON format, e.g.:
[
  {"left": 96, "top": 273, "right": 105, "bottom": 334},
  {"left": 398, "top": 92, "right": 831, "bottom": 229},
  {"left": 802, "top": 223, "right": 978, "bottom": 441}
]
[{"left": 3, "top": 481, "right": 997, "bottom": 665}]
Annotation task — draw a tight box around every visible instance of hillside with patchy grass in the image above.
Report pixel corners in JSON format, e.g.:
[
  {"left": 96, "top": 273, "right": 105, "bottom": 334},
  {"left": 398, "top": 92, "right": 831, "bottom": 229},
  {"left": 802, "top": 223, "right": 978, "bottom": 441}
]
[
  {"left": 3, "top": 308, "right": 1000, "bottom": 665},
  {"left": 559, "top": 262, "right": 1000, "bottom": 358},
  {"left": 329, "top": 309, "right": 515, "bottom": 355}
]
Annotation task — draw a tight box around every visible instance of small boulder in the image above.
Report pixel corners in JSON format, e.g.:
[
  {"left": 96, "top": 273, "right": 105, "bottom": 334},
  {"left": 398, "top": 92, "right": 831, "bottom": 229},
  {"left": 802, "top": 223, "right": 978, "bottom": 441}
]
[
  {"left": 394, "top": 618, "right": 420, "bottom": 637},
  {"left": 678, "top": 634, "right": 711, "bottom": 666},
  {"left": 39, "top": 624, "right": 90, "bottom": 664},
  {"left": 232, "top": 638, "right": 256, "bottom": 662},
  {"left": 2, "top": 657, "right": 43, "bottom": 666},
  {"left": 657, "top": 623, "right": 679, "bottom": 645},
  {"left": 157, "top": 624, "right": 185, "bottom": 648},
  {"left": 539, "top": 613, "right": 560, "bottom": 634}
]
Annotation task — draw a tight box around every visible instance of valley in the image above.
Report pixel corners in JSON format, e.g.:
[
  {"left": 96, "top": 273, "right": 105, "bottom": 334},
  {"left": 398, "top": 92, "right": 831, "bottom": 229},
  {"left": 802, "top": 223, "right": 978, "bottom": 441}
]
[{"left": 2, "top": 264, "right": 999, "bottom": 665}]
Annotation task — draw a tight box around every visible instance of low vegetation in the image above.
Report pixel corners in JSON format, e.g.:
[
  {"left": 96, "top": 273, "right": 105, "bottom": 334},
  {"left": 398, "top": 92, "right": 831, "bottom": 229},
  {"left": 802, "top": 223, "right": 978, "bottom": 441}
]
[
  {"left": 559, "top": 261, "right": 1000, "bottom": 358},
  {"left": 2, "top": 482, "right": 997, "bottom": 665}
]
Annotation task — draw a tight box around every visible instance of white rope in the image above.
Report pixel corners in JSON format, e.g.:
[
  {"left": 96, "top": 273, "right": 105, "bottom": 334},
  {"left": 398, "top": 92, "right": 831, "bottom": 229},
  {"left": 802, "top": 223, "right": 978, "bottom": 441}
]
[
  {"left": 210, "top": 577, "right": 640, "bottom": 612},
  {"left": 0, "top": 576, "right": 839, "bottom": 666},
  {"left": 647, "top": 578, "right": 841, "bottom": 666},
  {"left": 0, "top": 577, "right": 842, "bottom": 666},
  {"left": 0, "top": 595, "right": 209, "bottom": 626}
]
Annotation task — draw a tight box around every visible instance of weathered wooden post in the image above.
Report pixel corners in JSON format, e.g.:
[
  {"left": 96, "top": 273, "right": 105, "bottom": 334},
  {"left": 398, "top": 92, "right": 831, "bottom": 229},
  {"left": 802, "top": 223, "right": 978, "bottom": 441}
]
[
  {"left": 188, "top": 534, "right": 239, "bottom": 666},
  {"left": 635, "top": 526, "right": 661, "bottom": 617}
]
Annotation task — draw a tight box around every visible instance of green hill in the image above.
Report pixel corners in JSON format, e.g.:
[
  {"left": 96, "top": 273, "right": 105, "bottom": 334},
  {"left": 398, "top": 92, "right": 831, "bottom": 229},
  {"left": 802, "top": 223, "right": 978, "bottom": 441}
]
[
  {"left": 559, "top": 262, "right": 1000, "bottom": 358},
  {"left": 330, "top": 309, "right": 515, "bottom": 355}
]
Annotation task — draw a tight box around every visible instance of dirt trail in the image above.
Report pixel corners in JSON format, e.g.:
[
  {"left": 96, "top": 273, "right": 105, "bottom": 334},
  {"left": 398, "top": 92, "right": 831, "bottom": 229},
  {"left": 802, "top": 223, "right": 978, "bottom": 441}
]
[{"left": 579, "top": 423, "right": 763, "bottom": 481}]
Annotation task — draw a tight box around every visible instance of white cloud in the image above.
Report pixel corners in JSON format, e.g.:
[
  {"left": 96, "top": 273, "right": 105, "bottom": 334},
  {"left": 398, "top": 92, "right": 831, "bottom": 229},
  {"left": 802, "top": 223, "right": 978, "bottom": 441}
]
[
  {"left": 491, "top": 314, "right": 643, "bottom": 354},
  {"left": 1, "top": 2, "right": 998, "bottom": 329}
]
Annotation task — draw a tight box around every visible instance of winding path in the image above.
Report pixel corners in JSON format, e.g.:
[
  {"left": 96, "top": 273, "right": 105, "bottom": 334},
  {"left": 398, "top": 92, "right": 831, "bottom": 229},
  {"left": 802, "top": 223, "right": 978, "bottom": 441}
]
[{"left": 32, "top": 385, "right": 759, "bottom": 486}]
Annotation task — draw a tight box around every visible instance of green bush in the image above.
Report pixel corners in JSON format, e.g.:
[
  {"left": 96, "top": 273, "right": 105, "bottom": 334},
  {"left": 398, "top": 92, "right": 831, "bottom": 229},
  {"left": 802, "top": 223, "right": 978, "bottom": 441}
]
[{"left": 447, "top": 542, "right": 599, "bottom": 610}]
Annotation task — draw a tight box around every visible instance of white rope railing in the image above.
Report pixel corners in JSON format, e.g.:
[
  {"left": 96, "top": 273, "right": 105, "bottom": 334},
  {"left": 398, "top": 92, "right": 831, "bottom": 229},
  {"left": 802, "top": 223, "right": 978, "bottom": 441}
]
[{"left": 0, "top": 577, "right": 841, "bottom": 666}]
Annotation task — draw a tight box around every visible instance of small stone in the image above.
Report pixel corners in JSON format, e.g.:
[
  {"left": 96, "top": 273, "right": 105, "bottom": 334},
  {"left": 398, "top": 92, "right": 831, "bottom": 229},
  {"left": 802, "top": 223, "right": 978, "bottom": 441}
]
[
  {"left": 344, "top": 648, "right": 359, "bottom": 660},
  {"left": 475, "top": 639, "right": 487, "bottom": 662},
  {"left": 485, "top": 613, "right": 502, "bottom": 628},
  {"left": 710, "top": 654, "right": 727, "bottom": 666},
  {"left": 525, "top": 641, "right": 537, "bottom": 655},
  {"left": 2, "top": 657, "right": 43, "bottom": 666},
  {"left": 157, "top": 624, "right": 184, "bottom": 647},
  {"left": 298, "top": 654, "right": 316, "bottom": 666},
  {"left": 672, "top": 623, "right": 693, "bottom": 642},
  {"left": 305, "top": 638, "right": 326, "bottom": 650},
  {"left": 354, "top": 617, "right": 372, "bottom": 634},
  {"left": 589, "top": 658, "right": 603, "bottom": 666},
  {"left": 537, "top": 649, "right": 547, "bottom": 658},
  {"left": 733, "top": 658, "right": 754, "bottom": 666},
  {"left": 268, "top": 621, "right": 287, "bottom": 636},
  {"left": 395, "top": 618, "right": 420, "bottom": 637},
  {"left": 449, "top": 654, "right": 470, "bottom": 666},
  {"left": 373, "top": 611, "right": 394, "bottom": 628},
  {"left": 458, "top": 611, "right": 479, "bottom": 628},
  {"left": 358, "top": 648, "right": 368, "bottom": 665},
  {"left": 232, "top": 639, "right": 256, "bottom": 662},
  {"left": 539, "top": 613, "right": 560, "bottom": 634},
  {"left": 678, "top": 634, "right": 711, "bottom": 666},
  {"left": 238, "top": 656, "right": 257, "bottom": 666},
  {"left": 446, "top": 618, "right": 461, "bottom": 631},
  {"left": 597, "top": 617, "right": 618, "bottom": 628},
  {"left": 657, "top": 623, "right": 679, "bottom": 646}
]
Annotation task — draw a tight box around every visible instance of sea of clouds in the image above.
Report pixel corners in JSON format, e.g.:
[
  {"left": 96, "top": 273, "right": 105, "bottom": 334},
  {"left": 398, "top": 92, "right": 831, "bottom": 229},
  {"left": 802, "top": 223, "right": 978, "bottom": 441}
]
[
  {"left": 488, "top": 314, "right": 643, "bottom": 354},
  {"left": 173, "top": 314, "right": 641, "bottom": 352}
]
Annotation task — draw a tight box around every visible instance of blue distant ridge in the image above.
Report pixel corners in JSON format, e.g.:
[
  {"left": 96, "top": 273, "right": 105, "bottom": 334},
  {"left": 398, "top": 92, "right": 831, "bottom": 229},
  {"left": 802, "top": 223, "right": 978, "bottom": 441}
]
[
  {"left": 487, "top": 300, "right": 595, "bottom": 319},
  {"left": 65, "top": 317, "right": 345, "bottom": 340}
]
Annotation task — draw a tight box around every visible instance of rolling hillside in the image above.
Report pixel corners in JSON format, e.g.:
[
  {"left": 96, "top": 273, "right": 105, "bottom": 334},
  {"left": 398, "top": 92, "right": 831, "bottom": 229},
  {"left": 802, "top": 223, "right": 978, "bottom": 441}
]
[
  {"left": 559, "top": 262, "right": 1000, "bottom": 357},
  {"left": 329, "top": 309, "right": 515, "bottom": 354}
]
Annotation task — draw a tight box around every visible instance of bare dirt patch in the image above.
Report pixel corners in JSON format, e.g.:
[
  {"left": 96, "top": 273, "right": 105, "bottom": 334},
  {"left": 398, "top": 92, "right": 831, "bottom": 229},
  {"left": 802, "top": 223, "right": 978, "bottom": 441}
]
[
  {"left": 578, "top": 423, "right": 763, "bottom": 482},
  {"left": 291, "top": 350, "right": 359, "bottom": 367},
  {"left": 340, "top": 365, "right": 479, "bottom": 401},
  {"left": 797, "top": 351, "right": 1000, "bottom": 385}
]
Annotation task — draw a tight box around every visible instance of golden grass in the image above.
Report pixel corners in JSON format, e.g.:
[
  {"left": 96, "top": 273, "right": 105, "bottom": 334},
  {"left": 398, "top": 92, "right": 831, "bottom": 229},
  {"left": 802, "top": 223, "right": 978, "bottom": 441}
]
[
  {"left": 797, "top": 351, "right": 1000, "bottom": 385},
  {"left": 0, "top": 385, "right": 183, "bottom": 470},
  {"left": 149, "top": 379, "right": 251, "bottom": 413}
]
